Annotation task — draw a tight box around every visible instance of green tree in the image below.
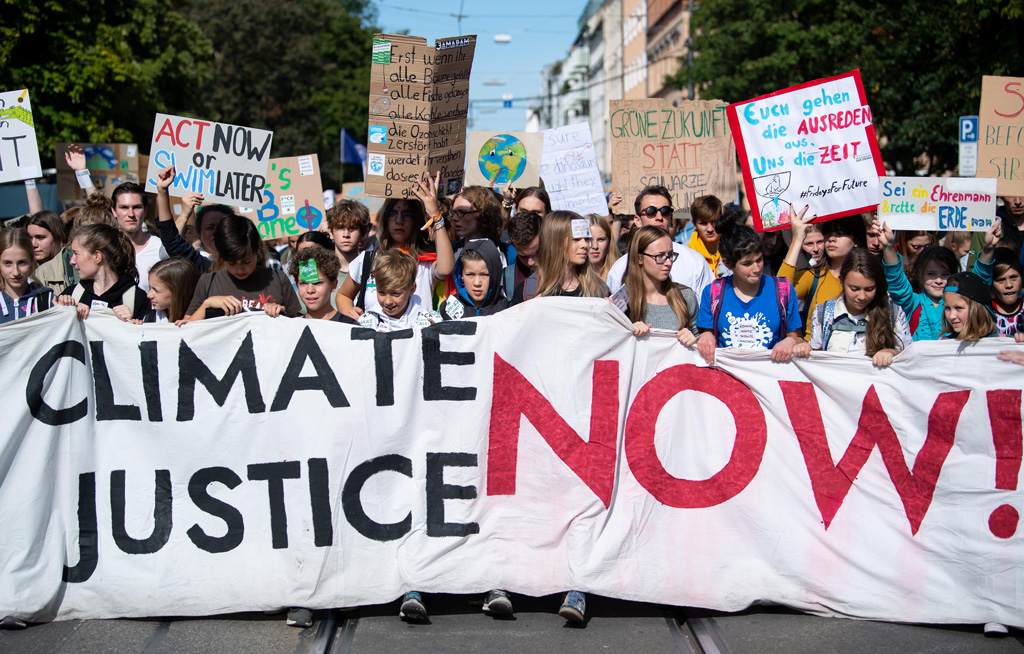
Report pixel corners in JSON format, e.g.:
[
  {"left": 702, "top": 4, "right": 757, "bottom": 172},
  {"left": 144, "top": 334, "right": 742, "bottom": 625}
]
[
  {"left": 671, "top": 0, "right": 1024, "bottom": 174},
  {"left": 182, "top": 0, "right": 377, "bottom": 189},
  {"left": 0, "top": 0, "right": 213, "bottom": 162}
]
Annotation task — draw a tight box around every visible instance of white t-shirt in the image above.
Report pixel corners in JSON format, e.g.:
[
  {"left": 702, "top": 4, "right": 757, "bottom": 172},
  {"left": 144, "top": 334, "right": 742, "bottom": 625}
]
[
  {"left": 135, "top": 236, "right": 168, "bottom": 292},
  {"left": 357, "top": 295, "right": 442, "bottom": 332},
  {"left": 348, "top": 250, "right": 438, "bottom": 314},
  {"left": 606, "top": 240, "right": 713, "bottom": 298}
]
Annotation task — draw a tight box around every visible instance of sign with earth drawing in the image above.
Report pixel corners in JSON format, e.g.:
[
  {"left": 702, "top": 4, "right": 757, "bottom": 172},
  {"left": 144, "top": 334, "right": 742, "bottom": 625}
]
[{"left": 465, "top": 131, "right": 543, "bottom": 188}]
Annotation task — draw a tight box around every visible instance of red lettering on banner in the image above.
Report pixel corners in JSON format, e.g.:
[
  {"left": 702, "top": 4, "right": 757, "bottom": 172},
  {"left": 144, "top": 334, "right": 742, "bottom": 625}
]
[
  {"left": 485, "top": 354, "right": 618, "bottom": 507},
  {"left": 780, "top": 383, "right": 969, "bottom": 534},
  {"left": 154, "top": 118, "right": 177, "bottom": 146},
  {"left": 624, "top": 365, "right": 767, "bottom": 508},
  {"left": 986, "top": 389, "right": 1022, "bottom": 538}
]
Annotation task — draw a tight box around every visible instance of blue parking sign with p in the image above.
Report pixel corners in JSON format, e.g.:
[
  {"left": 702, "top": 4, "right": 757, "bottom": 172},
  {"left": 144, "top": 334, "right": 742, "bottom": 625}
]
[{"left": 960, "top": 116, "right": 978, "bottom": 143}]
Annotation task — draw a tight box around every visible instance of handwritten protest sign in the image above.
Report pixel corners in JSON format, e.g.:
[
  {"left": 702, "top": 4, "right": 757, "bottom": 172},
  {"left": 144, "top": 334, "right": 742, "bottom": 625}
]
[
  {"left": 727, "top": 70, "right": 885, "bottom": 232},
  {"left": 250, "top": 155, "right": 325, "bottom": 240},
  {"left": 539, "top": 123, "right": 606, "bottom": 215},
  {"left": 610, "top": 98, "right": 734, "bottom": 218},
  {"left": 144, "top": 113, "right": 273, "bottom": 209},
  {"left": 0, "top": 89, "right": 42, "bottom": 183},
  {"left": 366, "top": 34, "right": 475, "bottom": 199},
  {"left": 340, "top": 182, "right": 386, "bottom": 223},
  {"left": 977, "top": 76, "right": 1024, "bottom": 196},
  {"left": 878, "top": 177, "right": 997, "bottom": 231},
  {"left": 465, "top": 131, "right": 542, "bottom": 189},
  {"left": 55, "top": 143, "right": 139, "bottom": 200}
]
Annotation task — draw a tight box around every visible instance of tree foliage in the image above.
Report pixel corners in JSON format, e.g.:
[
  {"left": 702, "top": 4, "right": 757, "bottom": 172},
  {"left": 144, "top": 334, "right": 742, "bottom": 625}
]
[
  {"left": 0, "top": 0, "right": 377, "bottom": 189},
  {"left": 182, "top": 0, "right": 377, "bottom": 188},
  {"left": 0, "top": 0, "right": 213, "bottom": 158},
  {"left": 670, "top": 0, "right": 1024, "bottom": 174}
]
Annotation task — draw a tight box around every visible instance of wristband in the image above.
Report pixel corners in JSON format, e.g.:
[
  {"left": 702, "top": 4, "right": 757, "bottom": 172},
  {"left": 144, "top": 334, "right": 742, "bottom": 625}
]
[
  {"left": 24, "top": 179, "right": 36, "bottom": 190},
  {"left": 75, "top": 169, "right": 92, "bottom": 189}
]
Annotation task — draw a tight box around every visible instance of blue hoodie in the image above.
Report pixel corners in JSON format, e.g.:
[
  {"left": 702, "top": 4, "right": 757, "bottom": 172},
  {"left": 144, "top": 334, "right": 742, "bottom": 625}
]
[
  {"left": 440, "top": 239, "right": 510, "bottom": 319},
  {"left": 0, "top": 281, "right": 53, "bottom": 324}
]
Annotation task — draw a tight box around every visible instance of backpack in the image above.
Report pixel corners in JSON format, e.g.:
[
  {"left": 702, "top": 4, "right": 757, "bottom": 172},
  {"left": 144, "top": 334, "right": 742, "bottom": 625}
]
[
  {"left": 355, "top": 249, "right": 377, "bottom": 311},
  {"left": 708, "top": 275, "right": 793, "bottom": 343},
  {"left": 816, "top": 298, "right": 899, "bottom": 350},
  {"left": 798, "top": 265, "right": 825, "bottom": 327}
]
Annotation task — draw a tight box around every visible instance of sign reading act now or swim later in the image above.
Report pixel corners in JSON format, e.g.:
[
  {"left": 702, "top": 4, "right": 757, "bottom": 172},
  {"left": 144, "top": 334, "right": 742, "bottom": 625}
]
[
  {"left": 144, "top": 114, "right": 274, "bottom": 209},
  {"left": 365, "top": 34, "right": 476, "bottom": 199},
  {"left": 727, "top": 70, "right": 885, "bottom": 232}
]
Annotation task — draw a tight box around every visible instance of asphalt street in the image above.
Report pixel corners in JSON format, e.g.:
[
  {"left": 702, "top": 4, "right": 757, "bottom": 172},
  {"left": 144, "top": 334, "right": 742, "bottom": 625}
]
[{"left": 2, "top": 595, "right": 1022, "bottom": 654}]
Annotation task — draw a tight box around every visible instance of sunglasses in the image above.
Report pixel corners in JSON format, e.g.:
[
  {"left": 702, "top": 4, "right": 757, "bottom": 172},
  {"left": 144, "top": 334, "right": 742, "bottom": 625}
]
[{"left": 639, "top": 206, "right": 673, "bottom": 218}]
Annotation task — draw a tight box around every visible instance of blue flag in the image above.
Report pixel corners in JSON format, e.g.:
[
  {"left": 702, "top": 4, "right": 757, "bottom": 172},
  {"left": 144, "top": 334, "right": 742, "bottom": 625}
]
[{"left": 340, "top": 128, "right": 367, "bottom": 166}]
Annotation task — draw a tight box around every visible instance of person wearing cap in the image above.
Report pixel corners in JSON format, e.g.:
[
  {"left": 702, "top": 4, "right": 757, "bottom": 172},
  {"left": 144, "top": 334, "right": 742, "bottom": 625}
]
[{"left": 940, "top": 271, "right": 999, "bottom": 341}]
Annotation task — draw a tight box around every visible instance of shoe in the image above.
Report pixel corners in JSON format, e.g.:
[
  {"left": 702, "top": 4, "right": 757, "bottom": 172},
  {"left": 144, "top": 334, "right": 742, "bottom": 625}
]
[
  {"left": 286, "top": 607, "right": 313, "bottom": 628},
  {"left": 0, "top": 616, "right": 27, "bottom": 630},
  {"left": 482, "top": 589, "right": 513, "bottom": 616},
  {"left": 558, "top": 590, "right": 586, "bottom": 623},
  {"left": 399, "top": 591, "right": 427, "bottom": 621},
  {"left": 984, "top": 622, "right": 1009, "bottom": 637}
]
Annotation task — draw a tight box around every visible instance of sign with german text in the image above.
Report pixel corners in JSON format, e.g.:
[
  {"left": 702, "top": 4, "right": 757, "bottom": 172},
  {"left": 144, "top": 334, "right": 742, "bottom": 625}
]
[
  {"left": 727, "top": 70, "right": 885, "bottom": 232},
  {"left": 252, "top": 155, "right": 325, "bottom": 240},
  {"left": 365, "top": 34, "right": 476, "bottom": 199},
  {"left": 977, "top": 76, "right": 1024, "bottom": 196},
  {"left": 144, "top": 113, "right": 274, "bottom": 209},
  {"left": 878, "top": 177, "right": 997, "bottom": 231},
  {"left": 610, "top": 98, "right": 735, "bottom": 219}
]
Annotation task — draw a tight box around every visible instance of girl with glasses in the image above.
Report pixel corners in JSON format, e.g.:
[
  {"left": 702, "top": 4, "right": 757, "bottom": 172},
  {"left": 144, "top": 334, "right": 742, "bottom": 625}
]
[{"left": 611, "top": 225, "right": 698, "bottom": 345}]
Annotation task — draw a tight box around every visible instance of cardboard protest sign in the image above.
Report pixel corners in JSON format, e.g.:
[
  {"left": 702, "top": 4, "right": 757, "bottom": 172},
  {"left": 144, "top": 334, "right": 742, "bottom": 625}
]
[
  {"left": 0, "top": 89, "right": 42, "bottom": 183},
  {"left": 610, "top": 98, "right": 735, "bottom": 218},
  {"left": 539, "top": 123, "right": 606, "bottom": 215},
  {"left": 144, "top": 113, "right": 273, "bottom": 209},
  {"left": 465, "top": 131, "right": 542, "bottom": 189},
  {"left": 878, "top": 177, "right": 997, "bottom": 231},
  {"left": 251, "top": 154, "right": 326, "bottom": 240},
  {"left": 340, "top": 182, "right": 386, "bottom": 223},
  {"left": 727, "top": 70, "right": 885, "bottom": 232},
  {"left": 55, "top": 143, "right": 139, "bottom": 201},
  {"left": 366, "top": 33, "right": 475, "bottom": 199},
  {"left": 977, "top": 76, "right": 1024, "bottom": 196}
]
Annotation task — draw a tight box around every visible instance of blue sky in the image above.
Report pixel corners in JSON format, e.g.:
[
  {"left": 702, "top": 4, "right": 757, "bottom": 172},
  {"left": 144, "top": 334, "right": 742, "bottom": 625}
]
[{"left": 373, "top": 0, "right": 584, "bottom": 131}]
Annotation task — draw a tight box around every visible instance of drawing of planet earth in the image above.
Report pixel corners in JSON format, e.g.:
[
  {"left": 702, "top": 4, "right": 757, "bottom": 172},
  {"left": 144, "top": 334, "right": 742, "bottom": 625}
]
[{"left": 478, "top": 134, "right": 527, "bottom": 185}]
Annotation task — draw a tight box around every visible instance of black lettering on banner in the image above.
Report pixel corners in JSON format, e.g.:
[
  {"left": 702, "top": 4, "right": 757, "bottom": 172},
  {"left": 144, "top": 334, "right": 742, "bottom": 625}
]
[
  {"left": 422, "top": 321, "right": 477, "bottom": 401},
  {"left": 90, "top": 341, "right": 141, "bottom": 421},
  {"left": 350, "top": 328, "right": 413, "bottom": 406},
  {"left": 342, "top": 454, "right": 412, "bottom": 541},
  {"left": 247, "top": 461, "right": 301, "bottom": 549},
  {"left": 270, "top": 326, "right": 349, "bottom": 411},
  {"left": 140, "top": 341, "right": 162, "bottom": 422},
  {"left": 187, "top": 466, "right": 244, "bottom": 553},
  {"left": 177, "top": 331, "right": 265, "bottom": 421},
  {"left": 62, "top": 472, "right": 98, "bottom": 584},
  {"left": 425, "top": 452, "right": 479, "bottom": 537},
  {"left": 27, "top": 340, "right": 88, "bottom": 426},
  {"left": 308, "top": 458, "right": 333, "bottom": 547},
  {"left": 110, "top": 470, "right": 172, "bottom": 555}
]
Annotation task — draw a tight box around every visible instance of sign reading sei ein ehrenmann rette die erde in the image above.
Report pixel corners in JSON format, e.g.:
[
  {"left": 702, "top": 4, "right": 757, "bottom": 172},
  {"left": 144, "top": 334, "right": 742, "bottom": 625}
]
[{"left": 144, "top": 113, "right": 274, "bottom": 209}]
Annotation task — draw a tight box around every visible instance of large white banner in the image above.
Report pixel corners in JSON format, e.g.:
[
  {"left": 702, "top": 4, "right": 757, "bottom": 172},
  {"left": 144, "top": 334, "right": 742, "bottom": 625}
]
[{"left": 0, "top": 302, "right": 1022, "bottom": 627}]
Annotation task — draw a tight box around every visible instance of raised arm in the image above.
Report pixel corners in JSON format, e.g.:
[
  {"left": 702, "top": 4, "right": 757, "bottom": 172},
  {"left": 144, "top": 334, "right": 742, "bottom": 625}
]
[
  {"left": 65, "top": 144, "right": 98, "bottom": 197},
  {"left": 412, "top": 172, "right": 454, "bottom": 279},
  {"left": 781, "top": 204, "right": 813, "bottom": 269}
]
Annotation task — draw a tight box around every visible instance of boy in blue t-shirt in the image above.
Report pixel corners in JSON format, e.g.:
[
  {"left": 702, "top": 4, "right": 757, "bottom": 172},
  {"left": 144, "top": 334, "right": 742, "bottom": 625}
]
[{"left": 695, "top": 210, "right": 804, "bottom": 364}]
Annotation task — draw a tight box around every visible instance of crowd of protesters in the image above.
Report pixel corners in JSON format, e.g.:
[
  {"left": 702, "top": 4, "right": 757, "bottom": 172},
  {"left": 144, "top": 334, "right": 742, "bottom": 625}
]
[{"left": 2, "top": 149, "right": 1023, "bottom": 630}]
